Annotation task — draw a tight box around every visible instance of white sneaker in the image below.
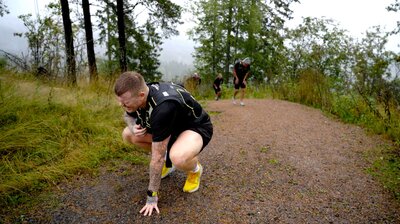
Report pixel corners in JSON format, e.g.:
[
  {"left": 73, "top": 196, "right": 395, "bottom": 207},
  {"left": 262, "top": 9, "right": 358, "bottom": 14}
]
[
  {"left": 240, "top": 102, "right": 245, "bottom": 106},
  {"left": 232, "top": 97, "right": 237, "bottom": 105}
]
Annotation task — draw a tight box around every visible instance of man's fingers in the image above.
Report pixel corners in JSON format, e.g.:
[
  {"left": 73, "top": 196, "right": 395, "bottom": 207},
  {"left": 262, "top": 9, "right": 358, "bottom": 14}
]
[
  {"left": 140, "top": 205, "right": 150, "bottom": 215},
  {"left": 140, "top": 205, "right": 148, "bottom": 214},
  {"left": 140, "top": 205, "right": 159, "bottom": 216}
]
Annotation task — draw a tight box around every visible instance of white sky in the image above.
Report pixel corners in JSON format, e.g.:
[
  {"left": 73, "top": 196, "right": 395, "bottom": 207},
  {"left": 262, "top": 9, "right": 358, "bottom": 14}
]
[
  {"left": 0, "top": 0, "right": 398, "bottom": 63},
  {"left": 286, "top": 0, "right": 399, "bottom": 51}
]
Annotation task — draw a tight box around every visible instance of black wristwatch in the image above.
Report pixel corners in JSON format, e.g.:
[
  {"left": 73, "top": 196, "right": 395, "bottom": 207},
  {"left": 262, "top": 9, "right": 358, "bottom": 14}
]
[{"left": 147, "top": 190, "right": 158, "bottom": 197}]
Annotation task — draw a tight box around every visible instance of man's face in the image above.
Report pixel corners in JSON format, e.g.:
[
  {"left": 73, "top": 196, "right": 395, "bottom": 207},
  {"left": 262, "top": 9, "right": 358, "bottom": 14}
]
[{"left": 117, "top": 91, "right": 143, "bottom": 113}]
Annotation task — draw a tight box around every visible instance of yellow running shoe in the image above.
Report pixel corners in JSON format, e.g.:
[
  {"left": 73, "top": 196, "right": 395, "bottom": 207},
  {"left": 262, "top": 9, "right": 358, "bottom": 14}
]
[
  {"left": 161, "top": 162, "right": 175, "bottom": 179},
  {"left": 183, "top": 163, "right": 203, "bottom": 193}
]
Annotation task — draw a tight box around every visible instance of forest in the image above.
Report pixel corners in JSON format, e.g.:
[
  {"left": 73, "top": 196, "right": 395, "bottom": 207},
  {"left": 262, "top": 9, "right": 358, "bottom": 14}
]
[{"left": 0, "top": 0, "right": 400, "bottom": 220}]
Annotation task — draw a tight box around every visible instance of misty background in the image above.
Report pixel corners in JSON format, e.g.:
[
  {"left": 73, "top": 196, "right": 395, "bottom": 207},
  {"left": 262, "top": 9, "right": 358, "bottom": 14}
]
[
  {"left": 0, "top": 0, "right": 196, "bottom": 81},
  {"left": 0, "top": 0, "right": 398, "bottom": 81}
]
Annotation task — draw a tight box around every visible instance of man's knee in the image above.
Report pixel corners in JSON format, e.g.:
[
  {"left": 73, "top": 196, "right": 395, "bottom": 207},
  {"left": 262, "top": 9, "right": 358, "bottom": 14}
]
[
  {"left": 122, "top": 127, "right": 133, "bottom": 143},
  {"left": 169, "top": 146, "right": 198, "bottom": 167},
  {"left": 169, "top": 132, "right": 203, "bottom": 167},
  {"left": 169, "top": 151, "right": 191, "bottom": 167}
]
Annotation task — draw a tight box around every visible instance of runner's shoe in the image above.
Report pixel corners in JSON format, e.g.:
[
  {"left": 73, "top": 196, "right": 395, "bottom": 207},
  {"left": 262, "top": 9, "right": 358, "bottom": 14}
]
[
  {"left": 240, "top": 102, "right": 245, "bottom": 106},
  {"left": 161, "top": 162, "right": 175, "bottom": 179},
  {"left": 232, "top": 97, "right": 237, "bottom": 105},
  {"left": 183, "top": 163, "right": 203, "bottom": 193}
]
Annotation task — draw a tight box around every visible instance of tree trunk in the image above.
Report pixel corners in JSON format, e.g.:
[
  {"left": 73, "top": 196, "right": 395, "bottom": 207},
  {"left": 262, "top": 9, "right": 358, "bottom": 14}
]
[
  {"left": 116, "top": 0, "right": 127, "bottom": 72},
  {"left": 60, "top": 0, "right": 77, "bottom": 85},
  {"left": 224, "top": 0, "right": 233, "bottom": 77},
  {"left": 106, "top": 6, "right": 112, "bottom": 75},
  {"left": 82, "top": 0, "right": 98, "bottom": 83}
]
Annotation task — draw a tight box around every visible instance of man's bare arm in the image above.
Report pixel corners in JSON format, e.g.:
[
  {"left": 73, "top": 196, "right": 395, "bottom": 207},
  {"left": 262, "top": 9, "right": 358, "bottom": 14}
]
[
  {"left": 148, "top": 136, "right": 170, "bottom": 192},
  {"left": 233, "top": 69, "right": 238, "bottom": 79},
  {"left": 123, "top": 113, "right": 136, "bottom": 133},
  {"left": 244, "top": 71, "right": 250, "bottom": 81}
]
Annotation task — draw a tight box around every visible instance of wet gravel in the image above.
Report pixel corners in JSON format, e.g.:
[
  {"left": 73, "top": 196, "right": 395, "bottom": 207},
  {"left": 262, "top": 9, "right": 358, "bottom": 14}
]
[{"left": 6, "top": 99, "right": 400, "bottom": 223}]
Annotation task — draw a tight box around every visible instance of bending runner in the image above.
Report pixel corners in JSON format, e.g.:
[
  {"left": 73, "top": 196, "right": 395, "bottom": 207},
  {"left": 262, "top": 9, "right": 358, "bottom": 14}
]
[
  {"left": 232, "top": 58, "right": 251, "bottom": 106},
  {"left": 114, "top": 71, "right": 213, "bottom": 216}
]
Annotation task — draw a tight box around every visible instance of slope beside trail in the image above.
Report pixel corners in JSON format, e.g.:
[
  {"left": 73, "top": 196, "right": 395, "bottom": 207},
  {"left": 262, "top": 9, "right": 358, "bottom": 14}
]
[{"left": 24, "top": 99, "right": 400, "bottom": 223}]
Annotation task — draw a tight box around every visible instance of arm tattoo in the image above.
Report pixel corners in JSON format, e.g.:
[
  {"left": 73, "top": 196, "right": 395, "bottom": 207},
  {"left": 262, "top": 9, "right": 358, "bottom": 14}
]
[
  {"left": 146, "top": 196, "right": 158, "bottom": 204},
  {"left": 148, "top": 138, "right": 170, "bottom": 192},
  {"left": 123, "top": 113, "right": 136, "bottom": 133}
]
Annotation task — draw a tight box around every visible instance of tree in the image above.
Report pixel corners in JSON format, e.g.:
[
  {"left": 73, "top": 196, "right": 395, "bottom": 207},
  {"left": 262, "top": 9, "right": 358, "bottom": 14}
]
[
  {"left": 222, "top": 0, "right": 234, "bottom": 77},
  {"left": 189, "top": 0, "right": 299, "bottom": 82},
  {"left": 0, "top": 0, "right": 9, "bottom": 17},
  {"left": 96, "top": 0, "right": 182, "bottom": 80},
  {"left": 353, "top": 26, "right": 392, "bottom": 96},
  {"left": 60, "top": 0, "right": 77, "bottom": 85},
  {"left": 14, "top": 3, "right": 65, "bottom": 77},
  {"left": 352, "top": 26, "right": 396, "bottom": 123},
  {"left": 189, "top": 0, "right": 224, "bottom": 80},
  {"left": 116, "top": 0, "right": 127, "bottom": 73},
  {"left": 82, "top": 0, "right": 98, "bottom": 83},
  {"left": 285, "top": 17, "right": 353, "bottom": 90},
  {"left": 387, "top": 0, "right": 400, "bottom": 34}
]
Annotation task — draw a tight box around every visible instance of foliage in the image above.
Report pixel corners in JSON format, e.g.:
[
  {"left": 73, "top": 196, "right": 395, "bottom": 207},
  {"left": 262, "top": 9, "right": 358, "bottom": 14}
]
[
  {"left": 367, "top": 145, "right": 400, "bottom": 200},
  {"left": 297, "top": 68, "right": 332, "bottom": 108},
  {"left": 188, "top": 0, "right": 299, "bottom": 83},
  {"left": 12, "top": 0, "right": 182, "bottom": 84},
  {"left": 15, "top": 10, "right": 64, "bottom": 78},
  {"left": 0, "top": 57, "right": 7, "bottom": 72},
  {"left": 0, "top": 77, "right": 143, "bottom": 210},
  {"left": 96, "top": 0, "right": 182, "bottom": 80},
  {"left": 352, "top": 26, "right": 398, "bottom": 132},
  {"left": 386, "top": 0, "right": 400, "bottom": 34},
  {"left": 284, "top": 17, "right": 353, "bottom": 93},
  {"left": 189, "top": 0, "right": 225, "bottom": 80},
  {"left": 264, "top": 16, "right": 400, "bottom": 197},
  {"left": 0, "top": 0, "right": 8, "bottom": 17}
]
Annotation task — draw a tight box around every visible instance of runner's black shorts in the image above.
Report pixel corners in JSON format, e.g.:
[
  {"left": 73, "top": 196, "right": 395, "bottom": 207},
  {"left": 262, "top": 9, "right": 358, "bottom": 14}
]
[
  {"left": 213, "top": 86, "right": 221, "bottom": 94},
  {"left": 165, "top": 120, "right": 213, "bottom": 167},
  {"left": 168, "top": 121, "right": 213, "bottom": 152},
  {"left": 189, "top": 121, "right": 213, "bottom": 151},
  {"left": 234, "top": 77, "right": 246, "bottom": 89}
]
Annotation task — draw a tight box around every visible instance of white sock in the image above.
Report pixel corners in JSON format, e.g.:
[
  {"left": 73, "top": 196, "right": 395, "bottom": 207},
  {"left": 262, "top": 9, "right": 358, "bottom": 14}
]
[{"left": 192, "top": 163, "right": 200, "bottom": 173}]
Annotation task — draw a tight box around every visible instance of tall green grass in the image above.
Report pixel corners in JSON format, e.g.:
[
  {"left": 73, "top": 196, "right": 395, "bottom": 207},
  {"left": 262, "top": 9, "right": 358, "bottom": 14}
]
[{"left": 0, "top": 77, "right": 148, "bottom": 210}]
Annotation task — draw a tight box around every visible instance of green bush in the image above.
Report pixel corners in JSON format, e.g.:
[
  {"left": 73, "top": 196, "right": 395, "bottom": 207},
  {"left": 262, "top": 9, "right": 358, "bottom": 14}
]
[{"left": 0, "top": 57, "right": 7, "bottom": 72}]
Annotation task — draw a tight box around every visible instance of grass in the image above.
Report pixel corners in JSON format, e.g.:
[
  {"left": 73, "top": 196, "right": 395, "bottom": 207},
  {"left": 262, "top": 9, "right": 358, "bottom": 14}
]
[
  {"left": 0, "top": 76, "right": 146, "bottom": 213},
  {"left": 0, "top": 72, "right": 399, "bottom": 219},
  {"left": 366, "top": 145, "right": 400, "bottom": 199}
]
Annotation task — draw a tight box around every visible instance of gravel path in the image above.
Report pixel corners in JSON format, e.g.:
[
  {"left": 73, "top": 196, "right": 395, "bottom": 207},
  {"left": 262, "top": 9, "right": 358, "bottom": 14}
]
[{"left": 21, "top": 99, "right": 400, "bottom": 223}]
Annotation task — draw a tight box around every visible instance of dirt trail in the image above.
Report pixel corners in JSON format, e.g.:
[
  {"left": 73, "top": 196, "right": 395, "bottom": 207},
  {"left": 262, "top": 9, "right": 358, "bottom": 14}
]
[{"left": 24, "top": 99, "right": 400, "bottom": 223}]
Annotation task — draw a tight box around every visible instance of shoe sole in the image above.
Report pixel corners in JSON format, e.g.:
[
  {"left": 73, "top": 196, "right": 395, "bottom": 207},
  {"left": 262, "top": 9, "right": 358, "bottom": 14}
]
[{"left": 184, "top": 165, "right": 203, "bottom": 193}]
